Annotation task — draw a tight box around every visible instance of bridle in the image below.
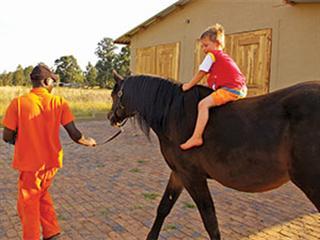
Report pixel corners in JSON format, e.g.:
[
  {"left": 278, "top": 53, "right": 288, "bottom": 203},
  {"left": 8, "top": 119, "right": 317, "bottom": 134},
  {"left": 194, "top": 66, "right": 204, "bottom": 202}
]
[
  {"left": 94, "top": 82, "right": 128, "bottom": 145},
  {"left": 114, "top": 81, "right": 136, "bottom": 127},
  {"left": 116, "top": 82, "right": 125, "bottom": 110}
]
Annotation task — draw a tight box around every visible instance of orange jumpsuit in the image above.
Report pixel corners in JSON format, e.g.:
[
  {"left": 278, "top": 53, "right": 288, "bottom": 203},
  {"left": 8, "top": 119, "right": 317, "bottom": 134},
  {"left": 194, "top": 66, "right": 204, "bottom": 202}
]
[{"left": 2, "top": 87, "right": 74, "bottom": 240}]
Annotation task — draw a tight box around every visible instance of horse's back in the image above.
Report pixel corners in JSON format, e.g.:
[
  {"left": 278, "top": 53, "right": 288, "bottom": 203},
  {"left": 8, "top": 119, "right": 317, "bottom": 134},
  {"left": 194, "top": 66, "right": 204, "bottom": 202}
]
[{"left": 197, "top": 81, "right": 320, "bottom": 192}]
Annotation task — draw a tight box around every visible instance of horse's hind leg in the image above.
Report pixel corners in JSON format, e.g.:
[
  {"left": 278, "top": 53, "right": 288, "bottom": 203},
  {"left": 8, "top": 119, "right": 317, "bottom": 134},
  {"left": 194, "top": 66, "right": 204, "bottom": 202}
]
[
  {"left": 289, "top": 130, "right": 320, "bottom": 211},
  {"left": 183, "top": 176, "right": 221, "bottom": 240},
  {"left": 290, "top": 169, "right": 320, "bottom": 211},
  {"left": 146, "top": 171, "right": 183, "bottom": 240}
]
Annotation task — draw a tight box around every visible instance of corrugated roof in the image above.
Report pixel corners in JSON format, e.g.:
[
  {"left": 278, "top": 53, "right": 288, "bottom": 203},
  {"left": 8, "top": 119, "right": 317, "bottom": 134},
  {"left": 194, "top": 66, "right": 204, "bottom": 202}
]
[{"left": 114, "top": 0, "right": 191, "bottom": 44}]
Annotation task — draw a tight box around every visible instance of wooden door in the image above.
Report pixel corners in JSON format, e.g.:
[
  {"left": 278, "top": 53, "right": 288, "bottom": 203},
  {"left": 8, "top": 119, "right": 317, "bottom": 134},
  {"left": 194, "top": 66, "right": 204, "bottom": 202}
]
[
  {"left": 225, "top": 29, "right": 272, "bottom": 96},
  {"left": 135, "top": 46, "right": 156, "bottom": 75},
  {"left": 156, "top": 42, "right": 180, "bottom": 80},
  {"left": 135, "top": 42, "right": 180, "bottom": 81}
]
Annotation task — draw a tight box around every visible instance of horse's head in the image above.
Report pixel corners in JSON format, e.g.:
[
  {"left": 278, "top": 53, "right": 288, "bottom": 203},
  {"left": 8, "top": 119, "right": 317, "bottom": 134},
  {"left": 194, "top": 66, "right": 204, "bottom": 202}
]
[{"left": 107, "top": 71, "right": 133, "bottom": 127}]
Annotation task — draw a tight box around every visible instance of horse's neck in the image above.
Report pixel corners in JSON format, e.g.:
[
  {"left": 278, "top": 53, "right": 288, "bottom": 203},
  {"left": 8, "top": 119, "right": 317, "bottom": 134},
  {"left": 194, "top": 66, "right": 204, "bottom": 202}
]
[{"left": 155, "top": 86, "right": 212, "bottom": 142}]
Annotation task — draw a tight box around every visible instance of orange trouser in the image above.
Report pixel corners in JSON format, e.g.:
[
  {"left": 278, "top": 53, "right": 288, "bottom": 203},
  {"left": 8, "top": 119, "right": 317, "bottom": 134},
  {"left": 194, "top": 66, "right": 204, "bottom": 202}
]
[{"left": 17, "top": 168, "right": 60, "bottom": 240}]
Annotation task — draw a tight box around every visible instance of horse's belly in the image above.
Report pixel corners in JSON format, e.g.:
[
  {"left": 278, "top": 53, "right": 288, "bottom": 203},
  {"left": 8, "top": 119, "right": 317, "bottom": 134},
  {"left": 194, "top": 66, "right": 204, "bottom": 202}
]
[
  {"left": 215, "top": 175, "right": 290, "bottom": 193},
  {"left": 208, "top": 161, "right": 290, "bottom": 193}
]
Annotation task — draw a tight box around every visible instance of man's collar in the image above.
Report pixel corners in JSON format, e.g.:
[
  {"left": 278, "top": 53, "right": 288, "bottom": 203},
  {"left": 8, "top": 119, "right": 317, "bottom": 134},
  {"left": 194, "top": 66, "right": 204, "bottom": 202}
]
[{"left": 31, "top": 87, "right": 50, "bottom": 95}]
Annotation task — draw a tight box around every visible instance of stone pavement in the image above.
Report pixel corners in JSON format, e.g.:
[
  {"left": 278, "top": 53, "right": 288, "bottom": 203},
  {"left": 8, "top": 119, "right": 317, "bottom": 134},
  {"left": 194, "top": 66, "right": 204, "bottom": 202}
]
[{"left": 0, "top": 120, "right": 319, "bottom": 240}]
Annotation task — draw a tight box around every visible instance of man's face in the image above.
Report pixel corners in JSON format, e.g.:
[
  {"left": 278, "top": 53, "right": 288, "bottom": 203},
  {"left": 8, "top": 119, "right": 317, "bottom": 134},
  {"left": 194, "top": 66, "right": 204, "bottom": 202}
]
[{"left": 45, "top": 78, "right": 56, "bottom": 93}]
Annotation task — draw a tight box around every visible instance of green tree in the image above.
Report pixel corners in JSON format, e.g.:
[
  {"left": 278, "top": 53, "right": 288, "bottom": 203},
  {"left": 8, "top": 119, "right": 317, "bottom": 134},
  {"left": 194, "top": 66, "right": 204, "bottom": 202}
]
[
  {"left": 4, "top": 72, "right": 13, "bottom": 86},
  {"left": 95, "top": 37, "right": 116, "bottom": 88},
  {"left": 0, "top": 72, "right": 5, "bottom": 86},
  {"left": 2, "top": 72, "right": 13, "bottom": 86},
  {"left": 114, "top": 45, "right": 130, "bottom": 77},
  {"left": 84, "top": 62, "right": 98, "bottom": 87},
  {"left": 54, "top": 55, "right": 84, "bottom": 84},
  {"left": 12, "top": 65, "right": 25, "bottom": 86},
  {"left": 23, "top": 66, "right": 33, "bottom": 86}
]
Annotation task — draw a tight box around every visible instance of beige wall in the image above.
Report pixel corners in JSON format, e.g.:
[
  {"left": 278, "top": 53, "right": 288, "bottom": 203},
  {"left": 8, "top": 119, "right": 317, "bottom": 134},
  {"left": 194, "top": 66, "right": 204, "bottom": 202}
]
[{"left": 130, "top": 0, "right": 320, "bottom": 91}]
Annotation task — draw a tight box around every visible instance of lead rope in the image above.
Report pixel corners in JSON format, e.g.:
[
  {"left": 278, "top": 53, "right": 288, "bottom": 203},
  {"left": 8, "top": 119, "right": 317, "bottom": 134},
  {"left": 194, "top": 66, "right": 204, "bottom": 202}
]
[
  {"left": 95, "top": 127, "right": 123, "bottom": 146},
  {"left": 63, "top": 119, "right": 128, "bottom": 146}
]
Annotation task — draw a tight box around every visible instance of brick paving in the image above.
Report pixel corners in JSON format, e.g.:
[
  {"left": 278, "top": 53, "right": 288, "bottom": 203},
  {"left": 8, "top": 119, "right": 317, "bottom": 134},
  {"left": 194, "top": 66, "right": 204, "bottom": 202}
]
[{"left": 0, "top": 120, "right": 319, "bottom": 240}]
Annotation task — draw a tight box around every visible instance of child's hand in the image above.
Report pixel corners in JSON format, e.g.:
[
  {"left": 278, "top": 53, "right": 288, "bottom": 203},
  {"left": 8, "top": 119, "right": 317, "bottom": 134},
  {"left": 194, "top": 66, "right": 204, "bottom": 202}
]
[{"left": 182, "top": 83, "right": 192, "bottom": 91}]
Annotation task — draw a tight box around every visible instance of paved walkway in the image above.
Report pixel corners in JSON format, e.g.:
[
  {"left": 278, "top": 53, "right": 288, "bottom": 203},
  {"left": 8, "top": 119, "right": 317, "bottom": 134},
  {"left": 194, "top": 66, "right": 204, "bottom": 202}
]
[{"left": 0, "top": 120, "right": 319, "bottom": 240}]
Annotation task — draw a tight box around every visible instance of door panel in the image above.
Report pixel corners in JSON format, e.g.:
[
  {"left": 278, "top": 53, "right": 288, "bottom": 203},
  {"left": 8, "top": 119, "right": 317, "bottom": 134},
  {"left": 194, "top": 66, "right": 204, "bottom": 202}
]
[{"left": 135, "top": 42, "right": 180, "bottom": 81}]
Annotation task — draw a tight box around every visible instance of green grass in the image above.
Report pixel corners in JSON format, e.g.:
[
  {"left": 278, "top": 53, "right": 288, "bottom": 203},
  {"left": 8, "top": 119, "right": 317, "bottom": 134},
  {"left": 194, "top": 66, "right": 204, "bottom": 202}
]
[
  {"left": 100, "top": 208, "right": 110, "bottom": 218},
  {"left": 182, "top": 201, "right": 196, "bottom": 209},
  {"left": 0, "top": 86, "right": 112, "bottom": 121},
  {"left": 96, "top": 163, "right": 106, "bottom": 168},
  {"left": 129, "top": 168, "right": 141, "bottom": 173},
  {"left": 131, "top": 204, "right": 144, "bottom": 210},
  {"left": 163, "top": 224, "right": 177, "bottom": 231},
  {"left": 137, "top": 160, "right": 146, "bottom": 164},
  {"left": 58, "top": 214, "right": 68, "bottom": 221},
  {"left": 143, "top": 192, "right": 159, "bottom": 201}
]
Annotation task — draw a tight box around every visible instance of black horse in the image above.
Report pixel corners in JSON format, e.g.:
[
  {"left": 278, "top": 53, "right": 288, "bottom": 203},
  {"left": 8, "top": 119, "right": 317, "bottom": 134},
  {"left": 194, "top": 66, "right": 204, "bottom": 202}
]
[{"left": 108, "top": 74, "right": 320, "bottom": 240}]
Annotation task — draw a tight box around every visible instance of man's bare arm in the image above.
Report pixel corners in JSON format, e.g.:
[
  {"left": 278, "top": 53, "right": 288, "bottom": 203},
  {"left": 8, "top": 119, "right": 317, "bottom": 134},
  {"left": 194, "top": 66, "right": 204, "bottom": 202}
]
[{"left": 63, "top": 121, "right": 96, "bottom": 147}]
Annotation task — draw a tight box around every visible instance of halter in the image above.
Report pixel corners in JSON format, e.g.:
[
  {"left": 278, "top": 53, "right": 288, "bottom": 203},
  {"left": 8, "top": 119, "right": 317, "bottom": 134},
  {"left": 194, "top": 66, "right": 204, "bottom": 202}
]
[
  {"left": 114, "top": 82, "right": 139, "bottom": 128},
  {"left": 117, "top": 82, "right": 125, "bottom": 110}
]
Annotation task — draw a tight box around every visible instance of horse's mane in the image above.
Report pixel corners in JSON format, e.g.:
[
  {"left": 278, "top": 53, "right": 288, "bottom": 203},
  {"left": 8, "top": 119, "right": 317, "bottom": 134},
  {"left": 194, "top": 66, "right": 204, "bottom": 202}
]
[{"left": 123, "top": 75, "right": 204, "bottom": 137}]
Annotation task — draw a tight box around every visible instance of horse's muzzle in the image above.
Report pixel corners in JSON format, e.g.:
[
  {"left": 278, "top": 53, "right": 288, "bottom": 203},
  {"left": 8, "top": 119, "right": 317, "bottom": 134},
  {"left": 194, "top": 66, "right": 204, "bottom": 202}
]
[
  {"left": 107, "top": 111, "right": 127, "bottom": 127},
  {"left": 107, "top": 111, "right": 117, "bottom": 126}
]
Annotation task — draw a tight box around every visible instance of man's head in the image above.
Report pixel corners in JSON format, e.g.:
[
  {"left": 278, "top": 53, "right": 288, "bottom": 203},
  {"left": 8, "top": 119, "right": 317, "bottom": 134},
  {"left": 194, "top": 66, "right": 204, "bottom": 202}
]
[{"left": 30, "top": 63, "right": 58, "bottom": 92}]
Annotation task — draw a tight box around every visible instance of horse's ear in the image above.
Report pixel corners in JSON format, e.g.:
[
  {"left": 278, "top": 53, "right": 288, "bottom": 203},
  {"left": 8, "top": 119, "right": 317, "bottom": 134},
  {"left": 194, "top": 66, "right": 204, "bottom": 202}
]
[{"left": 112, "top": 70, "right": 124, "bottom": 83}]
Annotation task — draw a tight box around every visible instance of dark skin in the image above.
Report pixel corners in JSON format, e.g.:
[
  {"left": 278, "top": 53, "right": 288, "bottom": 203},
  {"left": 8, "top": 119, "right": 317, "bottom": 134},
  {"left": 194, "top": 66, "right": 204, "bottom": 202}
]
[{"left": 2, "top": 78, "right": 96, "bottom": 147}]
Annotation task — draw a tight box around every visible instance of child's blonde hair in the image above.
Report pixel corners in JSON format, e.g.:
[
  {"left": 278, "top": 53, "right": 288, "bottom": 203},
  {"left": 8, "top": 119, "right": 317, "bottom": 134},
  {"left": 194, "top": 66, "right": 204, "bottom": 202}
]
[{"left": 200, "top": 23, "right": 225, "bottom": 49}]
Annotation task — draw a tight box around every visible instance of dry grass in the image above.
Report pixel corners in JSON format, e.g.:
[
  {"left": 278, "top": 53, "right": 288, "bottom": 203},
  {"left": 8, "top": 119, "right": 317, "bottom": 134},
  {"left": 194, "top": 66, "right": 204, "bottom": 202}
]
[{"left": 0, "top": 86, "right": 112, "bottom": 120}]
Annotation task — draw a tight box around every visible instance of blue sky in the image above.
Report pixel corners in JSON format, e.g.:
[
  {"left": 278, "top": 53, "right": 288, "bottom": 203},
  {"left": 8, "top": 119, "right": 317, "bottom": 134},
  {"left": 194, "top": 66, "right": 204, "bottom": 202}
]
[{"left": 0, "top": 0, "right": 177, "bottom": 72}]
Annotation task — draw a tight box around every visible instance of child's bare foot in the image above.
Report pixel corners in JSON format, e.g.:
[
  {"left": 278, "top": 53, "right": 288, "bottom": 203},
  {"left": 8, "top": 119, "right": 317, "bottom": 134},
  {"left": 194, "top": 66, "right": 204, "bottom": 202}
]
[{"left": 180, "top": 137, "right": 203, "bottom": 150}]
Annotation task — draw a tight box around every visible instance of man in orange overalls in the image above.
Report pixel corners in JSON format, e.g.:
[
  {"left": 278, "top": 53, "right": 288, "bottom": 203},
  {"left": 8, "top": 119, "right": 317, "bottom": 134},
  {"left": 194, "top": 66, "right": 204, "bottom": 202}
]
[{"left": 2, "top": 64, "right": 96, "bottom": 240}]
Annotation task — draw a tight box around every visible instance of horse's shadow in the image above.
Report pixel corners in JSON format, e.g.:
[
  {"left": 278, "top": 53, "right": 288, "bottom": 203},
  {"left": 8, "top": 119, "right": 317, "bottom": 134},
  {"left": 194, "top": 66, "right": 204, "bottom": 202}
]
[
  {"left": 148, "top": 177, "right": 318, "bottom": 239},
  {"left": 210, "top": 182, "right": 319, "bottom": 239}
]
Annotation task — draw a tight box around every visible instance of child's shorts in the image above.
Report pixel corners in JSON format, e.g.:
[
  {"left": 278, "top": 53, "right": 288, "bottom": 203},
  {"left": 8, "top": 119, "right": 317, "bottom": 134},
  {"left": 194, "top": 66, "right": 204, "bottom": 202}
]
[{"left": 211, "top": 86, "right": 247, "bottom": 106}]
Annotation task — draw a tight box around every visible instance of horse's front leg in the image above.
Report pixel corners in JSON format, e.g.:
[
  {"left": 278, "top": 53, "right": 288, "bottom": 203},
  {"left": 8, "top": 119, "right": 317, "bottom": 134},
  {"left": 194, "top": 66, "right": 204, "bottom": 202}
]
[
  {"left": 183, "top": 176, "right": 221, "bottom": 240},
  {"left": 146, "top": 171, "right": 183, "bottom": 240}
]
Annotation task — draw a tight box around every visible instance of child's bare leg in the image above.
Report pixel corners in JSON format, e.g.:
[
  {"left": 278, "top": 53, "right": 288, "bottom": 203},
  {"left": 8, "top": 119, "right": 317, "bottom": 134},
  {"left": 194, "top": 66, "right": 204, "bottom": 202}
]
[{"left": 180, "top": 95, "right": 215, "bottom": 150}]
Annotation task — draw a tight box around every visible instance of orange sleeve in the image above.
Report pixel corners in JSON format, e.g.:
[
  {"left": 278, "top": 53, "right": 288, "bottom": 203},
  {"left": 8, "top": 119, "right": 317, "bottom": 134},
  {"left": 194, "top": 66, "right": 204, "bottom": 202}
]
[
  {"left": 2, "top": 98, "right": 18, "bottom": 131},
  {"left": 60, "top": 98, "right": 75, "bottom": 126}
]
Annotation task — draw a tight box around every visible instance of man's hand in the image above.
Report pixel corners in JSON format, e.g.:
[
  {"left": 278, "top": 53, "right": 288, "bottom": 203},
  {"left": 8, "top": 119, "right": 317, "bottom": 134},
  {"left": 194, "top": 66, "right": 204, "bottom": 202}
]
[
  {"left": 86, "top": 137, "right": 96, "bottom": 147},
  {"left": 182, "top": 83, "right": 192, "bottom": 91},
  {"left": 78, "top": 136, "right": 96, "bottom": 147},
  {"left": 2, "top": 127, "right": 17, "bottom": 145}
]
